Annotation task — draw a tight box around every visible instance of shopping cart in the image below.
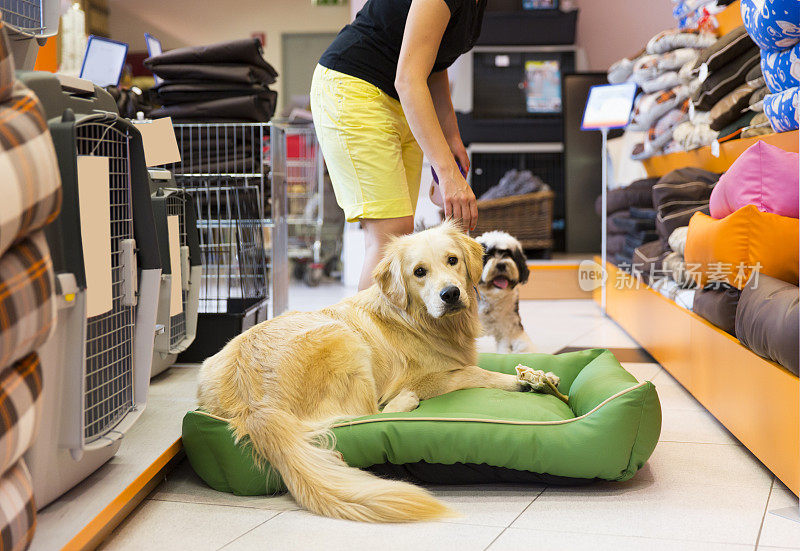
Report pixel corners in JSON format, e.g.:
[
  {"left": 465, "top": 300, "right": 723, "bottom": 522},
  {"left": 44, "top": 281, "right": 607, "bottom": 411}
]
[{"left": 285, "top": 123, "right": 343, "bottom": 286}]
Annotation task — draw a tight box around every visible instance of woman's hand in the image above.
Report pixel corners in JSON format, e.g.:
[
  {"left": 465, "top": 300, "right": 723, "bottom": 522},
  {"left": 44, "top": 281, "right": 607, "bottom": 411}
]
[{"left": 438, "top": 164, "right": 477, "bottom": 231}]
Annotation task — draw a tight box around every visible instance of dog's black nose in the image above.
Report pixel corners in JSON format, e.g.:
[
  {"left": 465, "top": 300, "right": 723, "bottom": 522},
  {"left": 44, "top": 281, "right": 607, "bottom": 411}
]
[
  {"left": 496, "top": 263, "right": 506, "bottom": 272},
  {"left": 439, "top": 286, "right": 461, "bottom": 304}
]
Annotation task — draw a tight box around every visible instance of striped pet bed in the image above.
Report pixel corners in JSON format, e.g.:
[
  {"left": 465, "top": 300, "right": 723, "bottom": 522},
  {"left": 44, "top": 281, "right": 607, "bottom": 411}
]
[
  {"left": 0, "top": 354, "right": 42, "bottom": 476},
  {"left": 0, "top": 460, "right": 35, "bottom": 551},
  {"left": 0, "top": 19, "right": 61, "bottom": 259},
  {"left": 0, "top": 234, "right": 55, "bottom": 370}
]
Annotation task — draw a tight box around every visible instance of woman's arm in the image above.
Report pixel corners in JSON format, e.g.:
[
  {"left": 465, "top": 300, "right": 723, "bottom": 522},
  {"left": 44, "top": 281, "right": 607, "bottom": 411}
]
[
  {"left": 395, "top": 0, "right": 477, "bottom": 230},
  {"left": 428, "top": 70, "right": 469, "bottom": 175}
]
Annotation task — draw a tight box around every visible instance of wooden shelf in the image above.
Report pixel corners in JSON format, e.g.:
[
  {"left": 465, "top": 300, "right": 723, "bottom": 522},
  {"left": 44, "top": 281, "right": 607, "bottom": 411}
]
[
  {"left": 642, "top": 131, "right": 799, "bottom": 177},
  {"left": 716, "top": 0, "right": 743, "bottom": 36},
  {"left": 595, "top": 261, "right": 799, "bottom": 496}
]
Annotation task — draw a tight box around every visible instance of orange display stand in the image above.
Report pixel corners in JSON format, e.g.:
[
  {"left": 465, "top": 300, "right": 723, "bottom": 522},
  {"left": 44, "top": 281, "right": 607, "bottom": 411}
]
[{"left": 595, "top": 262, "right": 799, "bottom": 496}]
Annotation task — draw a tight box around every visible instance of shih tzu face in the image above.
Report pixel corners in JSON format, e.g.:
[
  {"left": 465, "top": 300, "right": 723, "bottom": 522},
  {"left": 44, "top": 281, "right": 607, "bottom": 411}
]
[{"left": 476, "top": 231, "right": 530, "bottom": 291}]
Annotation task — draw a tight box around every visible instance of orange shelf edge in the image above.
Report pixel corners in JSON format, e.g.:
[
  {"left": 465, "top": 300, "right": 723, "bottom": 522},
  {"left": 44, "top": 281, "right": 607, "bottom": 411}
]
[
  {"left": 63, "top": 438, "right": 185, "bottom": 551},
  {"left": 594, "top": 260, "right": 799, "bottom": 496},
  {"left": 642, "top": 131, "right": 799, "bottom": 177}
]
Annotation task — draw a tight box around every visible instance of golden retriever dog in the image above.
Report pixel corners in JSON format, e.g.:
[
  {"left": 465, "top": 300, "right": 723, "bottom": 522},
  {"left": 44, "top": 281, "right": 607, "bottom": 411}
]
[{"left": 197, "top": 221, "right": 525, "bottom": 523}]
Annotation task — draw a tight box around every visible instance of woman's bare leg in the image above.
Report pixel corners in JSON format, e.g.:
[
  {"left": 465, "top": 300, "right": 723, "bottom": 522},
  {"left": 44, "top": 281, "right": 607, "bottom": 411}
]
[{"left": 359, "top": 216, "right": 415, "bottom": 291}]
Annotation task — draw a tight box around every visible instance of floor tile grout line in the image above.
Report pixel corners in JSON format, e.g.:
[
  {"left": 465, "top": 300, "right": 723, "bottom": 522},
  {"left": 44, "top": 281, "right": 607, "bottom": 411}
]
[
  {"left": 216, "top": 510, "right": 284, "bottom": 551},
  {"left": 754, "top": 476, "right": 776, "bottom": 550},
  {"left": 148, "top": 495, "right": 301, "bottom": 513},
  {"left": 481, "top": 485, "right": 548, "bottom": 551},
  {"left": 503, "top": 525, "right": 762, "bottom": 547}
]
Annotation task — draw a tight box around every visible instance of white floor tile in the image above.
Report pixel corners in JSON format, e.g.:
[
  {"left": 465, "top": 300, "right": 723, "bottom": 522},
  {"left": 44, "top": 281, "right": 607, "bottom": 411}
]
[
  {"left": 489, "top": 527, "right": 754, "bottom": 551},
  {"left": 99, "top": 499, "right": 277, "bottom": 551},
  {"left": 221, "top": 510, "right": 503, "bottom": 551},
  {"left": 620, "top": 362, "right": 662, "bottom": 382},
  {"left": 428, "top": 485, "right": 543, "bottom": 527},
  {"left": 759, "top": 480, "right": 800, "bottom": 549},
  {"left": 512, "top": 441, "right": 773, "bottom": 545},
  {"left": 564, "top": 321, "right": 639, "bottom": 348},
  {"left": 650, "top": 370, "right": 704, "bottom": 411},
  {"left": 151, "top": 460, "right": 300, "bottom": 512},
  {"left": 659, "top": 407, "right": 739, "bottom": 445}
]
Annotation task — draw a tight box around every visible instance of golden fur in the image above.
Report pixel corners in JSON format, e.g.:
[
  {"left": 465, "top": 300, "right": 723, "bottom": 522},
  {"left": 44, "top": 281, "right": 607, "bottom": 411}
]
[{"left": 197, "top": 221, "right": 524, "bottom": 522}]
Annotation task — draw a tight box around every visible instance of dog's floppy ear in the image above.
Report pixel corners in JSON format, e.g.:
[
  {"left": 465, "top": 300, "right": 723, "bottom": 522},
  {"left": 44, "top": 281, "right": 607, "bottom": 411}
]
[
  {"left": 512, "top": 246, "right": 530, "bottom": 284},
  {"left": 373, "top": 243, "right": 407, "bottom": 309},
  {"left": 450, "top": 229, "right": 484, "bottom": 285}
]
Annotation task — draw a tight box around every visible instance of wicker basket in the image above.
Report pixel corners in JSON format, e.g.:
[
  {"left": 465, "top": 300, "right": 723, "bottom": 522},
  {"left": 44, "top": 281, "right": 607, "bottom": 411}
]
[{"left": 472, "top": 190, "right": 554, "bottom": 250}]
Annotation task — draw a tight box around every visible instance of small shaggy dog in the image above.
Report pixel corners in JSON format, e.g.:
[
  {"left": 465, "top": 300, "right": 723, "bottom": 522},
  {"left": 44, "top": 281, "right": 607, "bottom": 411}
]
[
  {"left": 476, "top": 231, "right": 535, "bottom": 353},
  {"left": 197, "top": 222, "right": 527, "bottom": 523}
]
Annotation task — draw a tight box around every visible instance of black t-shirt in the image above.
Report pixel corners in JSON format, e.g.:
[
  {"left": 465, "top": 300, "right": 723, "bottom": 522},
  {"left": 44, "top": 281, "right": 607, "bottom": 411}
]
[{"left": 319, "top": 0, "right": 486, "bottom": 100}]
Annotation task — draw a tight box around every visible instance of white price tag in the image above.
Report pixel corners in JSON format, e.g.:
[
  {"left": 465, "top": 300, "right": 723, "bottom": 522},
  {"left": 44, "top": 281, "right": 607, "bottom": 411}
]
[
  {"left": 688, "top": 101, "right": 696, "bottom": 121},
  {"left": 711, "top": 140, "right": 720, "bottom": 158}
]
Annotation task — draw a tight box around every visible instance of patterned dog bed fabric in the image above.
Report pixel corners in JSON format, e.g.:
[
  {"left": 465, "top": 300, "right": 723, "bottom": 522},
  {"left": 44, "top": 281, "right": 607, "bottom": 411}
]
[
  {"left": 741, "top": 0, "right": 800, "bottom": 52},
  {"left": 763, "top": 86, "right": 799, "bottom": 132},
  {"left": 761, "top": 44, "right": 800, "bottom": 93},
  {"left": 0, "top": 80, "right": 62, "bottom": 259},
  {"left": 0, "top": 460, "right": 35, "bottom": 551},
  {"left": 0, "top": 354, "right": 41, "bottom": 476},
  {"left": 0, "top": 233, "right": 55, "bottom": 369}
]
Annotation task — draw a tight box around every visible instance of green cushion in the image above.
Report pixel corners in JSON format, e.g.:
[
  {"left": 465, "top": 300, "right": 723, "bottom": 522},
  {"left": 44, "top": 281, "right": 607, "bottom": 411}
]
[{"left": 182, "top": 349, "right": 661, "bottom": 495}]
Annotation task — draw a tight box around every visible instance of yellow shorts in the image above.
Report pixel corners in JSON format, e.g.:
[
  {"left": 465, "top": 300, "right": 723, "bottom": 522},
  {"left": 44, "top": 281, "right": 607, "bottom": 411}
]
[{"left": 310, "top": 64, "right": 423, "bottom": 222}]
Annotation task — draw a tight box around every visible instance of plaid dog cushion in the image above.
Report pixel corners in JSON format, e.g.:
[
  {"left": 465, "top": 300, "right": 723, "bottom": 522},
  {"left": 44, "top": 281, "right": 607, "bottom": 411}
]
[
  {"left": 0, "top": 233, "right": 56, "bottom": 369},
  {"left": 0, "top": 80, "right": 62, "bottom": 259},
  {"left": 0, "top": 459, "right": 35, "bottom": 551},
  {"left": 0, "top": 354, "right": 42, "bottom": 475}
]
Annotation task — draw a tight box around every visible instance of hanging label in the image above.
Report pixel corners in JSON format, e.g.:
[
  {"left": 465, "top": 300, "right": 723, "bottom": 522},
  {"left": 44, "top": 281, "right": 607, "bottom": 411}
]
[
  {"left": 711, "top": 140, "right": 720, "bottom": 157},
  {"left": 698, "top": 63, "right": 709, "bottom": 83}
]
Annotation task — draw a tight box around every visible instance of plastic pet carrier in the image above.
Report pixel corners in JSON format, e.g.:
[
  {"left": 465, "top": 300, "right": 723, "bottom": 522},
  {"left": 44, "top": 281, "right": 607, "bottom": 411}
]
[
  {"left": 18, "top": 71, "right": 161, "bottom": 507},
  {"left": 149, "top": 169, "right": 202, "bottom": 377},
  {"left": 0, "top": 0, "right": 59, "bottom": 70}
]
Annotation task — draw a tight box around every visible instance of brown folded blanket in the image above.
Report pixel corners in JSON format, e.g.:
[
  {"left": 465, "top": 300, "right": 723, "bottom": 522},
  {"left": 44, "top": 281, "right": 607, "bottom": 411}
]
[
  {"left": 151, "top": 94, "right": 276, "bottom": 122},
  {"left": 145, "top": 38, "right": 278, "bottom": 83},
  {"left": 149, "top": 63, "right": 275, "bottom": 86}
]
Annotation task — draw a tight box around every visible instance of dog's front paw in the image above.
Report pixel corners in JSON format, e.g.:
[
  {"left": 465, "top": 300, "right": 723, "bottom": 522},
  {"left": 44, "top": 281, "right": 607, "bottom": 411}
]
[{"left": 382, "top": 389, "right": 420, "bottom": 413}]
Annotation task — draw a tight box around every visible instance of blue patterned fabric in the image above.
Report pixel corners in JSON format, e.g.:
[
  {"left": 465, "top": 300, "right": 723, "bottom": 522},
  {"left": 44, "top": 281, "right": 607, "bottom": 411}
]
[
  {"left": 761, "top": 43, "right": 800, "bottom": 92},
  {"left": 763, "top": 86, "right": 798, "bottom": 132},
  {"left": 742, "top": 0, "right": 800, "bottom": 52}
]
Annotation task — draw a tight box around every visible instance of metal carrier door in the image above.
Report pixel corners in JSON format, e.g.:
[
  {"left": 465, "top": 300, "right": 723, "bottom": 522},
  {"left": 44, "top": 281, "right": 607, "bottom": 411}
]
[{"left": 75, "top": 120, "right": 137, "bottom": 445}]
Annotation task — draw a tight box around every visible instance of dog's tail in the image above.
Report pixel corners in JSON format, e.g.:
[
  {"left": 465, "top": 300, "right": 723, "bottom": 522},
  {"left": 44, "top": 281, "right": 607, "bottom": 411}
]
[{"left": 232, "top": 408, "right": 454, "bottom": 523}]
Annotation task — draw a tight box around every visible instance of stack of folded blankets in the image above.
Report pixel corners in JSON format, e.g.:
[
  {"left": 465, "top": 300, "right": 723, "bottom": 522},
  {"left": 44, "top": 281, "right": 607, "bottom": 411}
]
[
  {"left": 741, "top": 0, "right": 800, "bottom": 133},
  {"left": 684, "top": 141, "right": 798, "bottom": 374},
  {"left": 595, "top": 178, "right": 658, "bottom": 266},
  {"left": 145, "top": 38, "right": 279, "bottom": 122},
  {"left": 0, "top": 17, "right": 62, "bottom": 549},
  {"left": 621, "top": 27, "right": 718, "bottom": 159}
]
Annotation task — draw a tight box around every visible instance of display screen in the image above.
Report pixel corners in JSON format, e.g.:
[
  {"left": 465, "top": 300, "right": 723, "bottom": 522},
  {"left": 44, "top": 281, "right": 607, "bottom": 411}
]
[
  {"left": 525, "top": 60, "right": 561, "bottom": 114},
  {"left": 145, "top": 33, "right": 163, "bottom": 85},
  {"left": 80, "top": 36, "right": 128, "bottom": 88}
]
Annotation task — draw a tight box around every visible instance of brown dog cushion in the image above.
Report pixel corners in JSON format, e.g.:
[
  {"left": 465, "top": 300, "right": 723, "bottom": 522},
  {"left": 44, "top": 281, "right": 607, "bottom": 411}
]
[
  {"left": 693, "top": 284, "right": 741, "bottom": 335},
  {"left": 735, "top": 274, "right": 799, "bottom": 375},
  {"left": 652, "top": 168, "right": 720, "bottom": 243}
]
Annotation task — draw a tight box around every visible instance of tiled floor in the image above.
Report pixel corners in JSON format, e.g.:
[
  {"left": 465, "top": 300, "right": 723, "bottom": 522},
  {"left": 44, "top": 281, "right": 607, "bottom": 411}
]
[{"left": 100, "top": 282, "right": 800, "bottom": 551}]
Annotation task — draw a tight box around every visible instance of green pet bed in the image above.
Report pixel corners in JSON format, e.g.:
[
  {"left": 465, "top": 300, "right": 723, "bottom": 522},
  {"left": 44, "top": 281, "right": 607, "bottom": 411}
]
[{"left": 182, "top": 349, "right": 661, "bottom": 495}]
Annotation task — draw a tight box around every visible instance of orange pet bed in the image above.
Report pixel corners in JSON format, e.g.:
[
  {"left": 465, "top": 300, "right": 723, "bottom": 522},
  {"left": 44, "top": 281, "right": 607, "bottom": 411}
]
[{"left": 684, "top": 205, "right": 798, "bottom": 289}]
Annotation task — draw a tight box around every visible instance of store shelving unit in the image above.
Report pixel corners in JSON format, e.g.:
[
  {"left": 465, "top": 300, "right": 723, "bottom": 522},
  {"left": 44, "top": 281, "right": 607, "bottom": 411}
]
[{"left": 598, "top": 131, "right": 800, "bottom": 496}]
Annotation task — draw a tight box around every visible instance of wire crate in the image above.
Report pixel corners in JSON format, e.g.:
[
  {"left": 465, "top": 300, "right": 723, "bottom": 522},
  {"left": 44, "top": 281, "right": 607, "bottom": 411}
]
[{"left": 169, "top": 123, "right": 289, "bottom": 362}]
